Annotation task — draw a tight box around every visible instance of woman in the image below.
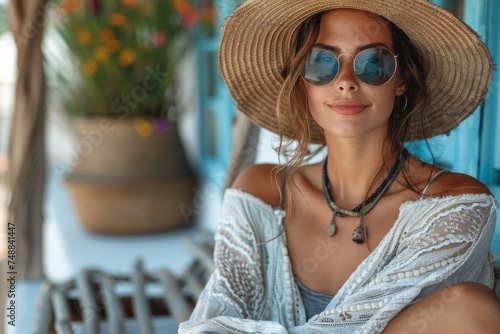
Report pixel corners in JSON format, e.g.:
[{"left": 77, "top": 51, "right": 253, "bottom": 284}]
[{"left": 179, "top": 1, "right": 500, "bottom": 333}]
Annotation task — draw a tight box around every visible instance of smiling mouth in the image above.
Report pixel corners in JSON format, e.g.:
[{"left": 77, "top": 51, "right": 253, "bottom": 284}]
[{"left": 328, "top": 101, "right": 368, "bottom": 115}]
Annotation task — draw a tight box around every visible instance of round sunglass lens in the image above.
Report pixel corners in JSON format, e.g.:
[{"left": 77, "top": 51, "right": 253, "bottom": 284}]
[
  {"left": 303, "top": 49, "right": 339, "bottom": 86},
  {"left": 355, "top": 48, "right": 396, "bottom": 86}
]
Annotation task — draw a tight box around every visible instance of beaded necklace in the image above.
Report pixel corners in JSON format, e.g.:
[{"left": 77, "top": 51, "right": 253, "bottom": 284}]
[{"left": 321, "top": 149, "right": 408, "bottom": 243}]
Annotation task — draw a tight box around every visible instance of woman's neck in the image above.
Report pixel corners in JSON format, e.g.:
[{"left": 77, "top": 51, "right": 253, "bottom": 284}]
[{"left": 323, "top": 137, "right": 398, "bottom": 208}]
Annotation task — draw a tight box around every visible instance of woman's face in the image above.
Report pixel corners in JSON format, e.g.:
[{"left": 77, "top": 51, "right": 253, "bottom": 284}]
[{"left": 304, "top": 9, "right": 406, "bottom": 141}]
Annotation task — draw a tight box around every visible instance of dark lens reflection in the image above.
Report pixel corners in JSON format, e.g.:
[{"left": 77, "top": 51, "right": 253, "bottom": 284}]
[{"left": 303, "top": 49, "right": 339, "bottom": 86}]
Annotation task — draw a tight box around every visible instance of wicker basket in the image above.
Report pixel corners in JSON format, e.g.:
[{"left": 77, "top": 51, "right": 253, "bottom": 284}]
[
  {"left": 65, "top": 177, "right": 197, "bottom": 234},
  {"left": 64, "top": 117, "right": 197, "bottom": 234}
]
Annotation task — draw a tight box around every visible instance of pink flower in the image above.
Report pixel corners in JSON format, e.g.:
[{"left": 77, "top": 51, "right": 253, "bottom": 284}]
[
  {"left": 150, "top": 32, "right": 167, "bottom": 48},
  {"left": 155, "top": 119, "right": 169, "bottom": 133},
  {"left": 89, "top": 0, "right": 100, "bottom": 13},
  {"left": 181, "top": 8, "right": 201, "bottom": 28}
]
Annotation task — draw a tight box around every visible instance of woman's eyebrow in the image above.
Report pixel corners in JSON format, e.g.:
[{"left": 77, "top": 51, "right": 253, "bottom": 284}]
[{"left": 312, "top": 42, "right": 391, "bottom": 52}]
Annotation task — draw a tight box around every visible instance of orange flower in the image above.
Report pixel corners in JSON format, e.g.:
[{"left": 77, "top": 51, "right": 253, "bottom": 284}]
[
  {"left": 173, "top": 0, "right": 202, "bottom": 27},
  {"left": 106, "top": 39, "right": 121, "bottom": 53},
  {"left": 83, "top": 59, "right": 98, "bottom": 76},
  {"left": 118, "top": 48, "right": 136, "bottom": 66},
  {"left": 100, "top": 28, "right": 115, "bottom": 42},
  {"left": 173, "top": 0, "right": 190, "bottom": 14},
  {"left": 94, "top": 46, "right": 110, "bottom": 62},
  {"left": 109, "top": 13, "right": 127, "bottom": 27},
  {"left": 201, "top": 5, "right": 217, "bottom": 25},
  {"left": 134, "top": 119, "right": 154, "bottom": 138},
  {"left": 77, "top": 29, "right": 92, "bottom": 45},
  {"left": 121, "top": 0, "right": 140, "bottom": 8},
  {"left": 60, "top": 0, "right": 80, "bottom": 14}
]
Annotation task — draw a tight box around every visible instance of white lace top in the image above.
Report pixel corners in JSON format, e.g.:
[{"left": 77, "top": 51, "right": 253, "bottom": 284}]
[{"left": 179, "top": 189, "right": 497, "bottom": 334}]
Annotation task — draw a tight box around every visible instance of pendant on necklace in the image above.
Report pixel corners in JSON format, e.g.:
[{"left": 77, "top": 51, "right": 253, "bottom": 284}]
[
  {"left": 328, "top": 217, "right": 337, "bottom": 236},
  {"left": 352, "top": 224, "right": 365, "bottom": 244}
]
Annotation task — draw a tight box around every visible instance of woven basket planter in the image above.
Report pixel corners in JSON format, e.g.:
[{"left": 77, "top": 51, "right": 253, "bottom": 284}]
[{"left": 64, "top": 117, "right": 197, "bottom": 234}]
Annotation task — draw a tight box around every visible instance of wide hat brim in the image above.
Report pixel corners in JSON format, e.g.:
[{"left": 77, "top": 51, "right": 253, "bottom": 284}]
[{"left": 218, "top": 0, "right": 493, "bottom": 143}]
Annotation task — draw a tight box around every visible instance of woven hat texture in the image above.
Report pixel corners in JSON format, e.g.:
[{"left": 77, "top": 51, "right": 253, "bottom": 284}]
[{"left": 218, "top": 0, "right": 493, "bottom": 143}]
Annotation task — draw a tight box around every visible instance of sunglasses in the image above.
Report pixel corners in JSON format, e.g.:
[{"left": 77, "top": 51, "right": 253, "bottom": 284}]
[{"left": 303, "top": 47, "right": 399, "bottom": 86}]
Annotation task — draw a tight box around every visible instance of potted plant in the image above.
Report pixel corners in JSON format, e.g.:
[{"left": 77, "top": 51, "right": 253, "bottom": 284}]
[{"left": 50, "top": 0, "right": 215, "bottom": 234}]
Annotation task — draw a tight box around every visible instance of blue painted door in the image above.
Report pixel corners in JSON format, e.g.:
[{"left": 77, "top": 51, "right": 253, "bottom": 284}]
[
  {"left": 427, "top": 0, "right": 500, "bottom": 262},
  {"left": 194, "top": 1, "right": 243, "bottom": 186}
]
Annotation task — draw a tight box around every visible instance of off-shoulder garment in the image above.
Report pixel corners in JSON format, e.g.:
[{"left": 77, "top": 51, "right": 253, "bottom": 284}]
[{"left": 179, "top": 189, "right": 497, "bottom": 334}]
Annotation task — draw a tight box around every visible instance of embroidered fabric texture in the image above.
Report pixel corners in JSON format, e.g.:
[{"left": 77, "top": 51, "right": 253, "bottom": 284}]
[{"left": 179, "top": 189, "right": 498, "bottom": 334}]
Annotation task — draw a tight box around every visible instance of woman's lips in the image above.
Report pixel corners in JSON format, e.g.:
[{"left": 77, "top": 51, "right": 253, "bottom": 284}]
[{"left": 328, "top": 100, "right": 368, "bottom": 115}]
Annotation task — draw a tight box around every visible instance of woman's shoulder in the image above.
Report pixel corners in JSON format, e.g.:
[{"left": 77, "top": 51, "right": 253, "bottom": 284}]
[
  {"left": 230, "top": 163, "right": 285, "bottom": 208},
  {"left": 423, "top": 170, "right": 492, "bottom": 197}
]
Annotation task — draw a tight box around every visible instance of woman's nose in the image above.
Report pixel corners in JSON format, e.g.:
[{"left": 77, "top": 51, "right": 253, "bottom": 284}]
[{"left": 335, "top": 54, "right": 359, "bottom": 92}]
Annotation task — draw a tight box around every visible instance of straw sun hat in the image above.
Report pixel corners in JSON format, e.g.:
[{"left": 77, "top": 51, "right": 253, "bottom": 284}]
[{"left": 218, "top": 0, "right": 493, "bottom": 143}]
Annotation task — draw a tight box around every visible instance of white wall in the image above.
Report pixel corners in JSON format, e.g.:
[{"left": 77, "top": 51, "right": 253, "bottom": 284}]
[
  {"left": 255, "top": 129, "right": 326, "bottom": 165},
  {"left": 0, "top": 31, "right": 15, "bottom": 155}
]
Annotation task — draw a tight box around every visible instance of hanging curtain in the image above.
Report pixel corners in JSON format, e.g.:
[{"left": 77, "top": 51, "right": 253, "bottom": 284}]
[{"left": 6, "top": 0, "right": 48, "bottom": 280}]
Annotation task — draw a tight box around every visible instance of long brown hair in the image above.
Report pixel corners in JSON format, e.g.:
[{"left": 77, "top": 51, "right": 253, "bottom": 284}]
[{"left": 274, "top": 11, "right": 430, "bottom": 219}]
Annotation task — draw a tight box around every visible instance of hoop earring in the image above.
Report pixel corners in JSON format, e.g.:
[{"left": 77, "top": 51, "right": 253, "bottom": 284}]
[{"left": 401, "top": 94, "right": 408, "bottom": 113}]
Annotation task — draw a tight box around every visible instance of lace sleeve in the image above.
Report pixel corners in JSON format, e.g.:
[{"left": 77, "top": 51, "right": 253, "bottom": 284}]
[
  {"left": 179, "top": 194, "right": 293, "bottom": 334},
  {"left": 307, "top": 194, "right": 497, "bottom": 333}
]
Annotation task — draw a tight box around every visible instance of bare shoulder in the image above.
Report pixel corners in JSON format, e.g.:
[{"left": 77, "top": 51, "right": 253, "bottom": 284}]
[
  {"left": 425, "top": 171, "right": 492, "bottom": 197},
  {"left": 230, "top": 163, "right": 284, "bottom": 207}
]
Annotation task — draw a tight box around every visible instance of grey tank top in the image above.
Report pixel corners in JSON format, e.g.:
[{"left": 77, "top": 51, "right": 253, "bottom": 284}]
[{"left": 295, "top": 278, "right": 335, "bottom": 320}]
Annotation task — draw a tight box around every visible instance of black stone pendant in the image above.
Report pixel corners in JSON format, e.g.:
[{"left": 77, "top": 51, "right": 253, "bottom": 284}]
[{"left": 352, "top": 225, "right": 365, "bottom": 244}]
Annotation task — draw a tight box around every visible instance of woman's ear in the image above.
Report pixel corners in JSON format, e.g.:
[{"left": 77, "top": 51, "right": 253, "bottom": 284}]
[{"left": 395, "top": 72, "right": 408, "bottom": 96}]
